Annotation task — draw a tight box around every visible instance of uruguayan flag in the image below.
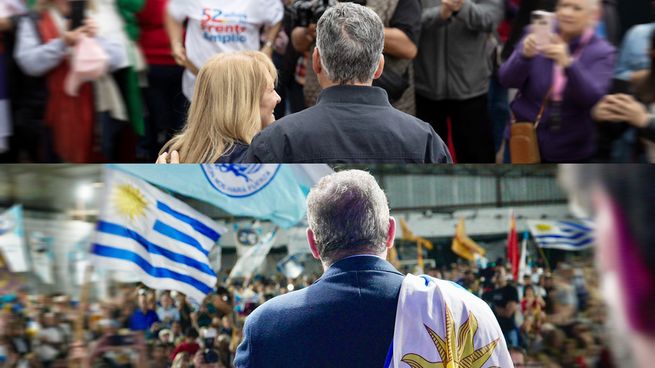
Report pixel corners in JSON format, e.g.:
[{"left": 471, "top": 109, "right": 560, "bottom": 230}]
[
  {"left": 111, "top": 164, "right": 319, "bottom": 228},
  {"left": 91, "top": 169, "right": 226, "bottom": 303},
  {"left": 386, "top": 274, "right": 512, "bottom": 368},
  {"left": 527, "top": 220, "right": 594, "bottom": 251}
]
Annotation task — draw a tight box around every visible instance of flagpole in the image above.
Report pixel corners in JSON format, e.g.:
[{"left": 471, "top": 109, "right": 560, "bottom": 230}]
[
  {"left": 537, "top": 244, "right": 551, "bottom": 273},
  {"left": 69, "top": 263, "right": 92, "bottom": 368}
]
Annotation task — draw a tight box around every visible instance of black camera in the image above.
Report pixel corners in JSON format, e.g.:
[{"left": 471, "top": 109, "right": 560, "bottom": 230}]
[{"left": 292, "top": 0, "right": 367, "bottom": 28}]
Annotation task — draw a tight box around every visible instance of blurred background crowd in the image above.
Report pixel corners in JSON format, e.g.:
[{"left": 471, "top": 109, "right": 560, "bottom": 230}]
[
  {"left": 0, "top": 257, "right": 611, "bottom": 367},
  {"left": 1, "top": 0, "right": 655, "bottom": 163}
]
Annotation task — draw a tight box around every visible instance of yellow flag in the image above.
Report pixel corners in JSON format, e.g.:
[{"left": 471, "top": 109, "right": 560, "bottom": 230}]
[
  {"left": 399, "top": 218, "right": 433, "bottom": 270},
  {"left": 400, "top": 218, "right": 433, "bottom": 250},
  {"left": 451, "top": 218, "right": 486, "bottom": 261}
]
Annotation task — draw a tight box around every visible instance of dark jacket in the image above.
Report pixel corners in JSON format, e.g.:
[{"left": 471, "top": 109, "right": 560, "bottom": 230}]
[
  {"left": 414, "top": 0, "right": 505, "bottom": 101},
  {"left": 234, "top": 256, "right": 405, "bottom": 368},
  {"left": 216, "top": 142, "right": 248, "bottom": 163},
  {"left": 241, "top": 85, "right": 452, "bottom": 163}
]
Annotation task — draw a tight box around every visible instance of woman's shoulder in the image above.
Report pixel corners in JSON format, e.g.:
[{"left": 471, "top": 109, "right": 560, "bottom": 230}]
[
  {"left": 588, "top": 34, "right": 617, "bottom": 55},
  {"left": 215, "top": 142, "right": 249, "bottom": 163}
]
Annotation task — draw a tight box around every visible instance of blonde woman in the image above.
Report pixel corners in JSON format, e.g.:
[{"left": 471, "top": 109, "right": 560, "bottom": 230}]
[{"left": 158, "top": 51, "right": 280, "bottom": 163}]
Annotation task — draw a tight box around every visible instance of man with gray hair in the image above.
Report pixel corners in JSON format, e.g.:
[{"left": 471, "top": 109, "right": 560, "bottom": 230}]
[
  {"left": 242, "top": 3, "right": 451, "bottom": 164},
  {"left": 234, "top": 169, "right": 405, "bottom": 366}
]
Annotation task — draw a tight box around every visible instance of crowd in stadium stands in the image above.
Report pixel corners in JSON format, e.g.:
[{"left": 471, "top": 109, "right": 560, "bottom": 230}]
[
  {"left": 0, "top": 257, "right": 615, "bottom": 367},
  {"left": 0, "top": 0, "right": 655, "bottom": 163}
]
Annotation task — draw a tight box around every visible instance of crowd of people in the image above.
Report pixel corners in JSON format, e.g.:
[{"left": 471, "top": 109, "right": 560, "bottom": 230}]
[
  {"left": 0, "top": 273, "right": 321, "bottom": 367},
  {"left": 0, "top": 0, "right": 654, "bottom": 163},
  {"left": 0, "top": 255, "right": 614, "bottom": 367}
]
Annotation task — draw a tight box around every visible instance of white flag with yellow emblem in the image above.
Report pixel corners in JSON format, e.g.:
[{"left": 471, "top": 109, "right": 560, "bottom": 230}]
[
  {"left": 386, "top": 274, "right": 512, "bottom": 368},
  {"left": 91, "top": 169, "right": 226, "bottom": 303},
  {"left": 527, "top": 220, "right": 594, "bottom": 251}
]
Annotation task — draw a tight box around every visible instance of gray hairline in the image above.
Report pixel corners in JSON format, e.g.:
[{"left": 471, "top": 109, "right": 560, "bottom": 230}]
[
  {"left": 306, "top": 171, "right": 390, "bottom": 264},
  {"left": 315, "top": 3, "right": 384, "bottom": 84}
]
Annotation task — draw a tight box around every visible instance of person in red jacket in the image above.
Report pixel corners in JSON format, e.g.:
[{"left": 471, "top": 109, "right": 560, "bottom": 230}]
[
  {"left": 137, "top": 0, "right": 187, "bottom": 161},
  {"left": 169, "top": 328, "right": 200, "bottom": 361}
]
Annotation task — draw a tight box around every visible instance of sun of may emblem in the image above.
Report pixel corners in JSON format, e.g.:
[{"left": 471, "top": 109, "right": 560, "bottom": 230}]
[
  {"left": 112, "top": 184, "right": 148, "bottom": 220},
  {"left": 401, "top": 304, "right": 500, "bottom": 368}
]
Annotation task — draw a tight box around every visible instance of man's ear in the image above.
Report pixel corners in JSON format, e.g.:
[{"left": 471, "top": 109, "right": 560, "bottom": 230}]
[
  {"left": 307, "top": 228, "right": 321, "bottom": 260},
  {"left": 373, "top": 54, "right": 385, "bottom": 80},
  {"left": 386, "top": 216, "right": 396, "bottom": 250},
  {"left": 312, "top": 48, "right": 322, "bottom": 76}
]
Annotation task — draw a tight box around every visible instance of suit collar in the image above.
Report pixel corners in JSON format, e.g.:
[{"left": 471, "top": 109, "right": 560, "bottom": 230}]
[{"left": 319, "top": 255, "right": 402, "bottom": 281}]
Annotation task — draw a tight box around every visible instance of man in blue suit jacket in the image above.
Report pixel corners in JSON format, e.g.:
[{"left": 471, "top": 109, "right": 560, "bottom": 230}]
[{"left": 234, "top": 170, "right": 404, "bottom": 367}]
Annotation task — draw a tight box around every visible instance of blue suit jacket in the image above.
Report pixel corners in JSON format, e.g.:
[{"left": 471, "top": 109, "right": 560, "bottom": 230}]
[{"left": 234, "top": 256, "right": 405, "bottom": 367}]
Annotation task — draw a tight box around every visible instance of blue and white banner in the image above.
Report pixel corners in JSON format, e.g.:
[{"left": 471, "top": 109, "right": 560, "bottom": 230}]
[
  {"left": 91, "top": 169, "right": 226, "bottom": 303},
  {"left": 386, "top": 274, "right": 512, "bottom": 368},
  {"left": 0, "top": 205, "right": 28, "bottom": 272},
  {"left": 276, "top": 253, "right": 306, "bottom": 279},
  {"left": 28, "top": 232, "right": 55, "bottom": 284},
  {"left": 229, "top": 231, "right": 277, "bottom": 279},
  {"left": 527, "top": 220, "right": 595, "bottom": 251},
  {"left": 112, "top": 164, "right": 323, "bottom": 228}
]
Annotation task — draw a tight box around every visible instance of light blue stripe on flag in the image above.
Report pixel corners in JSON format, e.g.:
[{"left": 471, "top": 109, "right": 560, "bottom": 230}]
[
  {"left": 92, "top": 244, "right": 213, "bottom": 295},
  {"left": 157, "top": 201, "right": 221, "bottom": 242},
  {"left": 96, "top": 221, "right": 215, "bottom": 276},
  {"left": 558, "top": 220, "right": 592, "bottom": 232},
  {"left": 537, "top": 238, "right": 593, "bottom": 248},
  {"left": 536, "top": 233, "right": 588, "bottom": 240},
  {"left": 153, "top": 220, "right": 209, "bottom": 257}
]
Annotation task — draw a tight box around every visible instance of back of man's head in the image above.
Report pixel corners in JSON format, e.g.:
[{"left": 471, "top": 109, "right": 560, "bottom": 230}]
[
  {"left": 307, "top": 170, "right": 390, "bottom": 265},
  {"left": 315, "top": 2, "right": 385, "bottom": 85}
]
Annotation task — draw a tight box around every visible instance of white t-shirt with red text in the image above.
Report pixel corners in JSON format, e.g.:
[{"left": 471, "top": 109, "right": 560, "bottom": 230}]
[{"left": 168, "top": 0, "right": 284, "bottom": 99}]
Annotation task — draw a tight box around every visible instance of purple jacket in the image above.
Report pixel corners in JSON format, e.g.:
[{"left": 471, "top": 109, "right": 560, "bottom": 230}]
[{"left": 499, "top": 33, "right": 616, "bottom": 162}]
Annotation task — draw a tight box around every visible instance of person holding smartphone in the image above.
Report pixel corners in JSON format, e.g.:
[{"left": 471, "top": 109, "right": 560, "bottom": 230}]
[
  {"left": 499, "top": 0, "right": 616, "bottom": 163},
  {"left": 13, "top": 0, "right": 124, "bottom": 163},
  {"left": 593, "top": 30, "right": 655, "bottom": 162}
]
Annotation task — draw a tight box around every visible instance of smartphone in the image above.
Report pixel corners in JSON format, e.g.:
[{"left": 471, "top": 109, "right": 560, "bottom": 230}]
[
  {"left": 70, "top": 0, "right": 86, "bottom": 30},
  {"left": 108, "top": 334, "right": 135, "bottom": 346},
  {"left": 531, "top": 10, "right": 554, "bottom": 49}
]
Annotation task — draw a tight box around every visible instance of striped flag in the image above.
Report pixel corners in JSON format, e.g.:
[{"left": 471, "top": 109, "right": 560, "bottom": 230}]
[
  {"left": 91, "top": 169, "right": 226, "bottom": 303},
  {"left": 527, "top": 220, "right": 594, "bottom": 251}
]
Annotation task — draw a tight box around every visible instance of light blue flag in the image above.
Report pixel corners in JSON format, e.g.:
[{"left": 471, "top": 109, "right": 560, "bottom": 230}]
[
  {"left": 111, "top": 164, "right": 310, "bottom": 228},
  {"left": 0, "top": 205, "right": 28, "bottom": 272},
  {"left": 91, "top": 169, "right": 226, "bottom": 303}
]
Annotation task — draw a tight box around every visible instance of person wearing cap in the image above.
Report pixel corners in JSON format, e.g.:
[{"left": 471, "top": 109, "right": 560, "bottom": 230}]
[{"left": 13, "top": 0, "right": 124, "bottom": 163}]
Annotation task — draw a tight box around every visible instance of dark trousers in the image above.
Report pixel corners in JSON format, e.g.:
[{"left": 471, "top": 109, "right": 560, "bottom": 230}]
[
  {"left": 141, "top": 65, "right": 187, "bottom": 161},
  {"left": 416, "top": 93, "right": 496, "bottom": 163}
]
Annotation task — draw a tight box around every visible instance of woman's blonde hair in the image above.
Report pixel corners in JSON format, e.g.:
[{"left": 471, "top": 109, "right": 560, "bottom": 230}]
[{"left": 161, "top": 51, "right": 277, "bottom": 163}]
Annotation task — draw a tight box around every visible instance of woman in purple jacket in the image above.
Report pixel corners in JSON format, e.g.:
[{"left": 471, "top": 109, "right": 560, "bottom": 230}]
[{"left": 499, "top": 0, "right": 616, "bottom": 162}]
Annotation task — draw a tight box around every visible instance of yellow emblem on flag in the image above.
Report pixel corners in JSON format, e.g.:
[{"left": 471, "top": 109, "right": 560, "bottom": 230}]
[
  {"left": 535, "top": 224, "right": 552, "bottom": 232},
  {"left": 112, "top": 184, "right": 148, "bottom": 220},
  {"left": 401, "top": 304, "right": 500, "bottom": 368}
]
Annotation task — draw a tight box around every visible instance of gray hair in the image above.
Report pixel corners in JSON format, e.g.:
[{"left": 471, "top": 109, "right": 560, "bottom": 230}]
[
  {"left": 315, "top": 2, "right": 385, "bottom": 84},
  {"left": 306, "top": 170, "right": 390, "bottom": 264}
]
